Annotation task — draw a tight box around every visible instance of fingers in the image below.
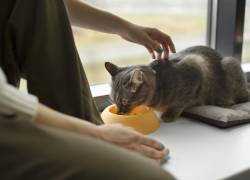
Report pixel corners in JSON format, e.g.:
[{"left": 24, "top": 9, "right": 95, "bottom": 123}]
[
  {"left": 157, "top": 35, "right": 175, "bottom": 59},
  {"left": 139, "top": 135, "right": 165, "bottom": 151},
  {"left": 157, "top": 31, "right": 176, "bottom": 56},
  {"left": 146, "top": 41, "right": 172, "bottom": 60},
  {"left": 135, "top": 135, "right": 170, "bottom": 160},
  {"left": 146, "top": 45, "right": 155, "bottom": 59},
  {"left": 167, "top": 36, "right": 176, "bottom": 53},
  {"left": 156, "top": 47, "right": 163, "bottom": 60},
  {"left": 144, "top": 28, "right": 176, "bottom": 60},
  {"left": 132, "top": 144, "right": 170, "bottom": 160},
  {"left": 157, "top": 156, "right": 169, "bottom": 165},
  {"left": 145, "top": 38, "right": 161, "bottom": 60}
]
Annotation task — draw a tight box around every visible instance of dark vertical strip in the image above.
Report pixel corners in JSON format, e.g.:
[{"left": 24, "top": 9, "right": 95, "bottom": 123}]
[
  {"left": 206, "top": 0, "right": 213, "bottom": 46},
  {"left": 215, "top": 0, "right": 246, "bottom": 60}
]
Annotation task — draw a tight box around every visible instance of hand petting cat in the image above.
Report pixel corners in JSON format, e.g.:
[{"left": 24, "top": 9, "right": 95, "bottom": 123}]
[{"left": 121, "top": 23, "right": 176, "bottom": 60}]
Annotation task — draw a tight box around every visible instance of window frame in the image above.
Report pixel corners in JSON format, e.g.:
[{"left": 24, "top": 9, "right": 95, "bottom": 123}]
[{"left": 206, "top": 0, "right": 246, "bottom": 60}]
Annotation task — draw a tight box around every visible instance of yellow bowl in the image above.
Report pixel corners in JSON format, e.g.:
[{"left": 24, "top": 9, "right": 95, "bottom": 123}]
[{"left": 101, "top": 105, "right": 159, "bottom": 134}]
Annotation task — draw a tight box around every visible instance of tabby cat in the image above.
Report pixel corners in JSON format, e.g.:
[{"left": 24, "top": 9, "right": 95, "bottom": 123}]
[{"left": 105, "top": 46, "right": 249, "bottom": 122}]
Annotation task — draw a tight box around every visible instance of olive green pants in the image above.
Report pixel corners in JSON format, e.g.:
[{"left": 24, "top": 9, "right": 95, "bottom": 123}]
[
  {"left": 0, "top": 117, "right": 174, "bottom": 180},
  {"left": 0, "top": 0, "right": 102, "bottom": 125}
]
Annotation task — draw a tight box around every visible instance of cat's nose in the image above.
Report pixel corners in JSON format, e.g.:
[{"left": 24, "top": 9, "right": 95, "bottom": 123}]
[{"left": 117, "top": 106, "right": 128, "bottom": 114}]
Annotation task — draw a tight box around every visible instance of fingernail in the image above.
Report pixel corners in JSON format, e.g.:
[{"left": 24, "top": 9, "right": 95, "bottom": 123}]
[
  {"left": 159, "top": 143, "right": 165, "bottom": 150},
  {"left": 165, "top": 156, "right": 170, "bottom": 161},
  {"left": 161, "top": 156, "right": 170, "bottom": 165},
  {"left": 163, "top": 148, "right": 170, "bottom": 157}
]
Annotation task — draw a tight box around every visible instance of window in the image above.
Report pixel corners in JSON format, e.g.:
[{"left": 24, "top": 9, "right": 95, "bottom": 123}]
[
  {"left": 242, "top": 0, "right": 250, "bottom": 62},
  {"left": 73, "top": 0, "right": 208, "bottom": 85}
]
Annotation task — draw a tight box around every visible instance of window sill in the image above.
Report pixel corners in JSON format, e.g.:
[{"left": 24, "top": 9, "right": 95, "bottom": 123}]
[
  {"left": 242, "top": 63, "right": 250, "bottom": 82},
  {"left": 90, "top": 84, "right": 111, "bottom": 109},
  {"left": 242, "top": 62, "right": 250, "bottom": 72},
  {"left": 90, "top": 84, "right": 111, "bottom": 98}
]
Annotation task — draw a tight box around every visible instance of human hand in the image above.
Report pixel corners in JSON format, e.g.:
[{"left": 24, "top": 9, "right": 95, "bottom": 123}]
[
  {"left": 121, "top": 23, "right": 176, "bottom": 60},
  {"left": 97, "top": 124, "right": 169, "bottom": 164}
]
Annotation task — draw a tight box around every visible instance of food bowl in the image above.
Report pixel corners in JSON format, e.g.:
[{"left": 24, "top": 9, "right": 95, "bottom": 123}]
[{"left": 101, "top": 104, "right": 159, "bottom": 134}]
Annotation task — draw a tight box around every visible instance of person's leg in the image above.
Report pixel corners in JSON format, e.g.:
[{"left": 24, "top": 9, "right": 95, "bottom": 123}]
[
  {"left": 2, "top": 0, "right": 102, "bottom": 124},
  {"left": 0, "top": 118, "right": 174, "bottom": 180}
]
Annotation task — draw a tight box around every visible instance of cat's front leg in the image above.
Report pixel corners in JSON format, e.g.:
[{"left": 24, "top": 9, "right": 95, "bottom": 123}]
[{"left": 161, "top": 106, "right": 184, "bottom": 122}]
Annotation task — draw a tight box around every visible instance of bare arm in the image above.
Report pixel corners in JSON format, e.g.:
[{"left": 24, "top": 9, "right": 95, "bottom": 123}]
[
  {"left": 66, "top": 0, "right": 131, "bottom": 36},
  {"left": 36, "top": 104, "right": 99, "bottom": 137},
  {"left": 65, "top": 0, "right": 176, "bottom": 59}
]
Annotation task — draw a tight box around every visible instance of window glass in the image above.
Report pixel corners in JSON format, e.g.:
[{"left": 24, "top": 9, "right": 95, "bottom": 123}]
[
  {"left": 243, "top": 0, "right": 250, "bottom": 62},
  {"left": 74, "top": 0, "right": 208, "bottom": 85}
]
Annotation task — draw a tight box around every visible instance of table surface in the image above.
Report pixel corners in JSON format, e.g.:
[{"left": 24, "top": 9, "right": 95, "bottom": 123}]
[{"left": 150, "top": 117, "right": 250, "bottom": 180}]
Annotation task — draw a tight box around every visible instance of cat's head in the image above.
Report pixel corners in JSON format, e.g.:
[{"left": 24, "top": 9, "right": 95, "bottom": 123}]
[{"left": 105, "top": 62, "right": 156, "bottom": 114}]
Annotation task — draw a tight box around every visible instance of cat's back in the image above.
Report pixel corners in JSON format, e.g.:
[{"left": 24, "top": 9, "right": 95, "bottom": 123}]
[
  {"left": 169, "top": 46, "right": 223, "bottom": 78},
  {"left": 170, "top": 46, "right": 225, "bottom": 102},
  {"left": 169, "top": 45, "right": 222, "bottom": 62}
]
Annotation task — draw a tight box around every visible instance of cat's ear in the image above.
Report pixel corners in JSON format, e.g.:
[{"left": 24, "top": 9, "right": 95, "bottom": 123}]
[
  {"left": 105, "top": 62, "right": 120, "bottom": 76},
  {"left": 130, "top": 69, "right": 144, "bottom": 92},
  {"left": 131, "top": 70, "right": 144, "bottom": 84}
]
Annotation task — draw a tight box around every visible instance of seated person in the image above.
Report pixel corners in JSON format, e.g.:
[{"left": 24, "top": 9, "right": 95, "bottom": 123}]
[{"left": 0, "top": 0, "right": 175, "bottom": 179}]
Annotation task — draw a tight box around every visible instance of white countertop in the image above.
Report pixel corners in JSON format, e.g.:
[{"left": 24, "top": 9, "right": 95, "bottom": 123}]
[{"left": 150, "top": 117, "right": 250, "bottom": 180}]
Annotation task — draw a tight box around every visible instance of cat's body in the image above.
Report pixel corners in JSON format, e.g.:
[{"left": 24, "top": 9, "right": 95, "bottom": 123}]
[{"left": 105, "top": 46, "right": 249, "bottom": 122}]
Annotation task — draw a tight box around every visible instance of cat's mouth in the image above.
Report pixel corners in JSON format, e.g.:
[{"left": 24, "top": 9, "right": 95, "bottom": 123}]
[{"left": 117, "top": 106, "right": 132, "bottom": 115}]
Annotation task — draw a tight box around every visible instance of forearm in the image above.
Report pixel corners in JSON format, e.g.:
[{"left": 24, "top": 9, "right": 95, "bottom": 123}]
[
  {"left": 35, "top": 104, "right": 100, "bottom": 138},
  {"left": 66, "top": 0, "right": 132, "bottom": 36}
]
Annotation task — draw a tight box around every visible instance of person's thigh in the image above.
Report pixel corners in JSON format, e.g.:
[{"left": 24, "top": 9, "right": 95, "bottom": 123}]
[
  {"left": 3, "top": 0, "right": 102, "bottom": 124},
  {"left": 0, "top": 118, "right": 174, "bottom": 180}
]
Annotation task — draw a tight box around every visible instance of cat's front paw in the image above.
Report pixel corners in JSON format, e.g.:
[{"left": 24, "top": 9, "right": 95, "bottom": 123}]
[
  {"left": 161, "top": 112, "right": 178, "bottom": 122},
  {"left": 161, "top": 108, "right": 183, "bottom": 122}
]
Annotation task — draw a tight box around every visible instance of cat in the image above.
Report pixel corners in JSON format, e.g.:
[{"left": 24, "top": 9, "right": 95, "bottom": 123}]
[{"left": 105, "top": 45, "right": 250, "bottom": 122}]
